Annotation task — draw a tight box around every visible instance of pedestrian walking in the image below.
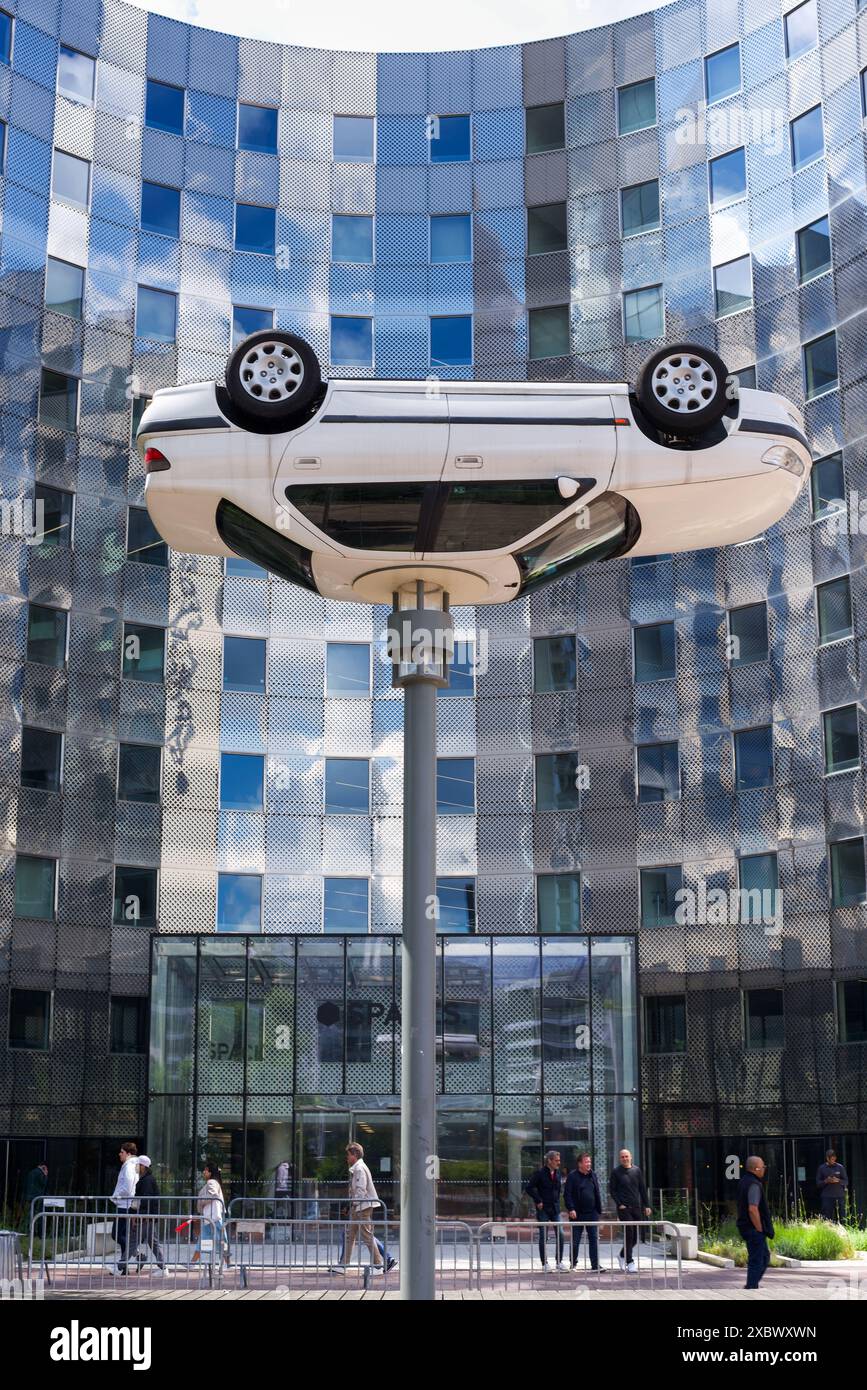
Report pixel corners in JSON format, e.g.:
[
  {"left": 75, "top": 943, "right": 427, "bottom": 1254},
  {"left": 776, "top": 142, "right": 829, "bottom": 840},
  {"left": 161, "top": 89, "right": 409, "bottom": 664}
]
[
  {"left": 191, "top": 1163, "right": 230, "bottom": 1268},
  {"left": 736, "top": 1154, "right": 775, "bottom": 1290},
  {"left": 564, "top": 1152, "right": 603, "bottom": 1271},
  {"left": 109, "top": 1141, "right": 139, "bottom": 1276},
  {"left": 609, "top": 1147, "right": 651, "bottom": 1272},
  {"left": 330, "top": 1142, "right": 389, "bottom": 1275},
  {"left": 526, "top": 1150, "right": 565, "bottom": 1269},
  {"left": 133, "top": 1156, "right": 166, "bottom": 1274},
  {"left": 816, "top": 1149, "right": 848, "bottom": 1222},
  {"left": 19, "top": 1161, "right": 48, "bottom": 1228}
]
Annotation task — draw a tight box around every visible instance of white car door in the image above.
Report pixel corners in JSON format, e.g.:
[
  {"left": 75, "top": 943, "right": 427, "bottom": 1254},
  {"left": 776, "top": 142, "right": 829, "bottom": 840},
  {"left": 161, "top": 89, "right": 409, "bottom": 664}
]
[
  {"left": 443, "top": 388, "right": 618, "bottom": 485},
  {"left": 277, "top": 385, "right": 448, "bottom": 488}
]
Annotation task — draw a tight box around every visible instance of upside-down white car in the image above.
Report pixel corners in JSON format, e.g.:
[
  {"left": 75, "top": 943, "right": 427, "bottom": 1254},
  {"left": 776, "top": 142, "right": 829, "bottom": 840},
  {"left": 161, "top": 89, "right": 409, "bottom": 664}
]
[{"left": 137, "top": 331, "right": 811, "bottom": 605}]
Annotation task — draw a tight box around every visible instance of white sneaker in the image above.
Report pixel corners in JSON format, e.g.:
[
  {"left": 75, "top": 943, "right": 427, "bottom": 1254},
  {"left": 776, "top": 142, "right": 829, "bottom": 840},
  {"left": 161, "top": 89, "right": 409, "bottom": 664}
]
[
  {"left": 617, "top": 1255, "right": 625, "bottom": 1271},
  {"left": 627, "top": 1261, "right": 637, "bottom": 1273},
  {"left": 329, "top": 1265, "right": 346, "bottom": 1275},
  {"left": 107, "top": 1266, "right": 126, "bottom": 1277},
  {"left": 370, "top": 1266, "right": 384, "bottom": 1275},
  {"left": 555, "top": 1262, "right": 566, "bottom": 1271},
  {"left": 152, "top": 1267, "right": 165, "bottom": 1277}
]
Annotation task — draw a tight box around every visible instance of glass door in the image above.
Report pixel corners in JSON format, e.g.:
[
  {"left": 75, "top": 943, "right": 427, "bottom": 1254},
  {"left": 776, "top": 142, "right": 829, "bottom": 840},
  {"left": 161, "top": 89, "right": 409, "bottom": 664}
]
[{"left": 350, "top": 1111, "right": 400, "bottom": 1217}]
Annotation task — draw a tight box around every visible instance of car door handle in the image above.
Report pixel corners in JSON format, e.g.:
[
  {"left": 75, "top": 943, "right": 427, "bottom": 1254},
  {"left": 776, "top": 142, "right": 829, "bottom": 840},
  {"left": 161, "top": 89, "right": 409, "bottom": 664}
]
[
  {"left": 293, "top": 457, "right": 321, "bottom": 469},
  {"left": 454, "top": 455, "right": 483, "bottom": 468}
]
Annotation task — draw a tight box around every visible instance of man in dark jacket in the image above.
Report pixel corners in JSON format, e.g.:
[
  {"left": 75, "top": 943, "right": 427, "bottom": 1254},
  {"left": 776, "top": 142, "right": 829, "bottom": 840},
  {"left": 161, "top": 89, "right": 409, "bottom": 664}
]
[
  {"left": 525, "top": 1150, "right": 564, "bottom": 1269},
  {"left": 133, "top": 1156, "right": 166, "bottom": 1274},
  {"left": 609, "top": 1147, "right": 651, "bottom": 1271},
  {"left": 564, "top": 1152, "right": 602, "bottom": 1270},
  {"left": 19, "top": 1162, "right": 48, "bottom": 1228},
  {"left": 736, "top": 1154, "right": 774, "bottom": 1290},
  {"left": 816, "top": 1150, "right": 848, "bottom": 1222}
]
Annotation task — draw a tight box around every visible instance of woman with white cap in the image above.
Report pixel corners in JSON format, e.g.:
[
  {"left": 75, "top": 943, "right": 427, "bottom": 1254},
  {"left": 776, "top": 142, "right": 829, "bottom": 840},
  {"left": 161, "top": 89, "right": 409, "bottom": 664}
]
[{"left": 134, "top": 1155, "right": 166, "bottom": 1274}]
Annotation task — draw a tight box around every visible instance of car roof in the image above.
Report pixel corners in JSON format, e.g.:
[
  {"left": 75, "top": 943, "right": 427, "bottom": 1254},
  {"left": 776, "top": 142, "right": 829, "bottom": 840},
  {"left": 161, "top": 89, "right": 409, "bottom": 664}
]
[{"left": 328, "top": 378, "right": 627, "bottom": 395}]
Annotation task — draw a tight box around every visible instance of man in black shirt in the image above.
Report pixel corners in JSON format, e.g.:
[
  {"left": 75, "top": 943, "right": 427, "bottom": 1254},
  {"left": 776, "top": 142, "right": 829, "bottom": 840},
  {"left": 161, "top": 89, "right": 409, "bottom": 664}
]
[
  {"left": 736, "top": 1154, "right": 774, "bottom": 1290},
  {"left": 525, "top": 1150, "right": 564, "bottom": 1269},
  {"left": 609, "top": 1147, "right": 651, "bottom": 1271},
  {"left": 816, "top": 1149, "right": 848, "bottom": 1222},
  {"left": 564, "top": 1152, "right": 603, "bottom": 1270}
]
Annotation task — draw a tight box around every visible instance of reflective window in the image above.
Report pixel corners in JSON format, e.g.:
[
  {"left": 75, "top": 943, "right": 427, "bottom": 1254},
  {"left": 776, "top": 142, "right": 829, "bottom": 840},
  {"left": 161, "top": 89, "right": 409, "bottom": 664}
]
[
  {"left": 618, "top": 78, "right": 656, "bottom": 134},
  {"left": 57, "top": 46, "right": 95, "bottom": 103},
  {"left": 236, "top": 203, "right": 276, "bottom": 255},
  {"left": 131, "top": 394, "right": 151, "bottom": 441},
  {"left": 705, "top": 42, "right": 741, "bottom": 103},
  {"left": 644, "top": 995, "right": 686, "bottom": 1053},
  {"left": 39, "top": 368, "right": 78, "bottom": 430},
  {"left": 735, "top": 725, "right": 773, "bottom": 789},
  {"left": 35, "top": 484, "right": 73, "bottom": 549},
  {"left": 15, "top": 854, "right": 56, "bottom": 919},
  {"left": 733, "top": 365, "right": 756, "bottom": 390},
  {"left": 238, "top": 103, "right": 278, "bottom": 153},
  {"left": 862, "top": 66, "right": 867, "bottom": 118},
  {"left": 709, "top": 146, "right": 746, "bottom": 206},
  {"left": 440, "top": 642, "right": 475, "bottom": 696},
  {"left": 27, "top": 604, "right": 66, "bottom": 667},
  {"left": 744, "top": 988, "right": 784, "bottom": 1049},
  {"left": 326, "top": 643, "right": 369, "bottom": 697},
  {"left": 430, "top": 315, "right": 472, "bottom": 367},
  {"left": 141, "top": 181, "right": 180, "bottom": 237},
  {"left": 110, "top": 997, "right": 147, "bottom": 1054},
  {"left": 217, "top": 873, "right": 261, "bottom": 932},
  {"left": 226, "top": 555, "right": 266, "bottom": 577},
  {"left": 535, "top": 752, "right": 582, "bottom": 811},
  {"left": 784, "top": 0, "right": 818, "bottom": 61},
  {"left": 436, "top": 877, "right": 476, "bottom": 933},
  {"left": 837, "top": 979, "right": 867, "bottom": 1043},
  {"left": 537, "top": 873, "right": 581, "bottom": 933},
  {"left": 797, "top": 215, "right": 831, "bottom": 284},
  {"left": 634, "top": 621, "right": 675, "bottom": 681},
  {"left": 333, "top": 115, "right": 374, "bottom": 162},
  {"left": 330, "top": 315, "right": 373, "bottom": 367},
  {"left": 146, "top": 79, "right": 184, "bottom": 135},
  {"left": 740, "top": 853, "right": 779, "bottom": 923},
  {"left": 430, "top": 214, "right": 471, "bottom": 263},
  {"left": 640, "top": 866, "right": 681, "bottom": 927},
  {"left": 621, "top": 180, "right": 660, "bottom": 236},
  {"left": 804, "top": 331, "right": 838, "bottom": 399},
  {"left": 637, "top": 742, "right": 679, "bottom": 802},
  {"left": 127, "top": 506, "right": 168, "bottom": 566},
  {"left": 0, "top": 10, "right": 11, "bottom": 64},
  {"left": 9, "top": 989, "right": 51, "bottom": 1050},
  {"left": 525, "top": 103, "right": 564, "bottom": 153},
  {"left": 831, "top": 838, "right": 866, "bottom": 906},
  {"left": 220, "top": 752, "right": 264, "bottom": 810},
  {"left": 791, "top": 104, "right": 824, "bottom": 169},
  {"left": 729, "top": 602, "right": 768, "bottom": 664},
  {"left": 437, "top": 757, "right": 475, "bottom": 814},
  {"left": 118, "top": 743, "right": 161, "bottom": 803},
  {"left": 624, "top": 284, "right": 663, "bottom": 342},
  {"left": 136, "top": 285, "right": 176, "bottom": 342},
  {"left": 325, "top": 758, "right": 369, "bottom": 814},
  {"left": 122, "top": 622, "right": 164, "bottom": 682},
  {"left": 534, "top": 635, "right": 577, "bottom": 692},
  {"left": 223, "top": 635, "right": 265, "bottom": 692},
  {"left": 428, "top": 113, "right": 470, "bottom": 162},
  {"left": 52, "top": 149, "right": 90, "bottom": 206},
  {"left": 232, "top": 304, "right": 273, "bottom": 346},
  {"left": 528, "top": 303, "right": 569, "bottom": 359},
  {"left": 714, "top": 255, "right": 752, "bottom": 317},
  {"left": 816, "top": 575, "right": 852, "bottom": 644},
  {"left": 332, "top": 214, "right": 374, "bottom": 263},
  {"left": 45, "top": 257, "right": 84, "bottom": 318},
  {"left": 824, "top": 705, "right": 860, "bottom": 774},
  {"left": 527, "top": 202, "right": 567, "bottom": 255},
  {"left": 324, "top": 877, "right": 369, "bottom": 932},
  {"left": 811, "top": 452, "right": 845, "bottom": 517},
  {"left": 21, "top": 727, "right": 62, "bottom": 792}
]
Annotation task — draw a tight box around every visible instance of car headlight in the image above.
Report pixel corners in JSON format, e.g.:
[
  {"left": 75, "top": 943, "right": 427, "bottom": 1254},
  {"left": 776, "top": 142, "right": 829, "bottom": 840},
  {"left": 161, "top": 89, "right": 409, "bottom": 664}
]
[{"left": 762, "top": 444, "right": 805, "bottom": 478}]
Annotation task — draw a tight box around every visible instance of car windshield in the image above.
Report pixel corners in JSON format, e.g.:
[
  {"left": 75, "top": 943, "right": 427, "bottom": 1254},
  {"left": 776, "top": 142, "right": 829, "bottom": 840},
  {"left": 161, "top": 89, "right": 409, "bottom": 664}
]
[{"left": 515, "top": 492, "right": 640, "bottom": 591}]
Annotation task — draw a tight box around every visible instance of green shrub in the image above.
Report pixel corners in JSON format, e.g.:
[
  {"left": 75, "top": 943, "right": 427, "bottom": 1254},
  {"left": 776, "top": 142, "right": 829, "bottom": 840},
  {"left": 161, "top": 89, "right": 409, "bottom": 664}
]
[{"left": 771, "top": 1220, "right": 854, "bottom": 1261}]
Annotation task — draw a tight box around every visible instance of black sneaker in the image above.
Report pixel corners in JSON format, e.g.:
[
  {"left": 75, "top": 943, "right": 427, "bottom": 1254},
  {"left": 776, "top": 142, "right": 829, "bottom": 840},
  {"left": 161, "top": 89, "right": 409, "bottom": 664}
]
[{"left": 386, "top": 1257, "right": 397, "bottom": 1271}]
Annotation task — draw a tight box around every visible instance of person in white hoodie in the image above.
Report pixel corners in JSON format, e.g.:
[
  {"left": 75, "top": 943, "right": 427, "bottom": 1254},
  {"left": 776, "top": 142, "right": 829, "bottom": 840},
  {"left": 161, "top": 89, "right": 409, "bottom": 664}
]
[
  {"left": 109, "top": 1141, "right": 140, "bottom": 1276},
  {"left": 330, "top": 1143, "right": 384, "bottom": 1275}
]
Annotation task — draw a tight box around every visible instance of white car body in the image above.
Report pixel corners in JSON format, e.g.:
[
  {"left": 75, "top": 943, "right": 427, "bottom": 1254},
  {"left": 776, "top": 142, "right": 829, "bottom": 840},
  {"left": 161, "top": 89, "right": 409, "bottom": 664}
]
[{"left": 138, "top": 374, "right": 811, "bottom": 605}]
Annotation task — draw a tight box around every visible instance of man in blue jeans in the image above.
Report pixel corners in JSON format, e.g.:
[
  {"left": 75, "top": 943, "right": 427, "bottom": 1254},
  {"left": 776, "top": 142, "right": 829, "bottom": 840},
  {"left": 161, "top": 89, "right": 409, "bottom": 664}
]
[
  {"left": 564, "top": 1151, "right": 603, "bottom": 1271},
  {"left": 735, "top": 1154, "right": 775, "bottom": 1290},
  {"left": 526, "top": 1150, "right": 564, "bottom": 1269}
]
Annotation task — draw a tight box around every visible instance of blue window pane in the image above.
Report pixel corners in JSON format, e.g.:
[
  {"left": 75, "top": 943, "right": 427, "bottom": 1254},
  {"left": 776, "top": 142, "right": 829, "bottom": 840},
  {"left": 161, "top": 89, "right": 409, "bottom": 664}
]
[
  {"left": 34, "top": 483, "right": 72, "bottom": 548},
  {"left": 797, "top": 216, "right": 831, "bottom": 283},
  {"left": 525, "top": 104, "right": 564, "bottom": 154},
  {"left": 217, "top": 873, "right": 262, "bottom": 932},
  {"left": 641, "top": 867, "right": 681, "bottom": 927},
  {"left": 27, "top": 604, "right": 66, "bottom": 667},
  {"left": 0, "top": 121, "right": 5, "bottom": 175},
  {"left": 714, "top": 255, "right": 752, "bottom": 316},
  {"left": 430, "top": 315, "right": 472, "bottom": 367},
  {"left": 136, "top": 285, "right": 176, "bottom": 342},
  {"left": 537, "top": 874, "right": 581, "bottom": 933},
  {"left": 39, "top": 368, "right": 78, "bottom": 430},
  {"left": 326, "top": 643, "right": 369, "bottom": 696},
  {"left": 811, "top": 452, "right": 845, "bottom": 516},
  {"left": 236, "top": 203, "right": 276, "bottom": 255},
  {"left": 332, "top": 215, "right": 374, "bottom": 263},
  {"left": 529, "top": 304, "right": 570, "bottom": 359},
  {"left": 804, "top": 332, "right": 838, "bottom": 399},
  {"left": 831, "top": 840, "right": 867, "bottom": 906},
  {"left": 624, "top": 285, "right": 663, "bottom": 342},
  {"left": 226, "top": 555, "right": 266, "bottom": 577},
  {"left": 325, "top": 758, "right": 369, "bottom": 813},
  {"left": 705, "top": 43, "right": 741, "bottom": 103},
  {"left": 324, "top": 877, "right": 369, "bottom": 933},
  {"left": 331, "top": 316, "right": 373, "bottom": 367},
  {"left": 637, "top": 743, "right": 680, "bottom": 802},
  {"left": 817, "top": 575, "right": 852, "bottom": 643},
  {"left": 430, "top": 214, "right": 471, "bottom": 263},
  {"left": 534, "top": 635, "right": 577, "bottom": 692},
  {"left": 733, "top": 365, "right": 756, "bottom": 390},
  {"left": 740, "top": 853, "right": 778, "bottom": 924},
  {"left": 223, "top": 635, "right": 266, "bottom": 692},
  {"left": 440, "top": 642, "right": 474, "bottom": 696},
  {"left": 140, "top": 181, "right": 180, "bottom": 237},
  {"left": 791, "top": 105, "right": 824, "bottom": 169},
  {"left": 16, "top": 855, "right": 56, "bottom": 919},
  {"left": 0, "top": 10, "right": 11, "bottom": 63},
  {"left": 437, "top": 757, "right": 475, "bottom": 814},
  {"left": 122, "top": 622, "right": 164, "bottom": 682},
  {"left": 45, "top": 258, "right": 84, "bottom": 319},
  {"left": 709, "top": 147, "right": 746, "bottom": 206},
  {"left": 58, "top": 46, "right": 95, "bottom": 103},
  {"left": 634, "top": 622, "right": 675, "bottom": 681},
  {"left": 232, "top": 304, "right": 273, "bottom": 346},
  {"left": 824, "top": 706, "right": 859, "bottom": 773},
  {"left": 436, "top": 877, "right": 476, "bottom": 933},
  {"left": 127, "top": 506, "right": 167, "bottom": 566},
  {"left": 113, "top": 867, "right": 157, "bottom": 927},
  {"left": 220, "top": 753, "right": 264, "bottom": 810},
  {"left": 535, "top": 753, "right": 582, "bottom": 811},
  {"left": 735, "top": 726, "right": 773, "bottom": 789},
  {"left": 238, "top": 103, "right": 278, "bottom": 153},
  {"left": 785, "top": 0, "right": 818, "bottom": 60},
  {"left": 52, "top": 149, "right": 90, "bottom": 206},
  {"left": 621, "top": 180, "right": 660, "bottom": 236},
  {"left": 333, "top": 115, "right": 374, "bottom": 162},
  {"left": 146, "top": 79, "right": 184, "bottom": 135},
  {"left": 618, "top": 78, "right": 656, "bottom": 134},
  {"left": 429, "top": 114, "right": 470, "bottom": 162}
]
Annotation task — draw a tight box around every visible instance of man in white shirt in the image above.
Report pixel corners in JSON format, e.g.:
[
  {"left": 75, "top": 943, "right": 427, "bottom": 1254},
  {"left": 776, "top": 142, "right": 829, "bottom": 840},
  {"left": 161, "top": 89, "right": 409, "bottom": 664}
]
[
  {"left": 330, "top": 1143, "right": 386, "bottom": 1275},
  {"left": 109, "top": 1141, "right": 140, "bottom": 1276}
]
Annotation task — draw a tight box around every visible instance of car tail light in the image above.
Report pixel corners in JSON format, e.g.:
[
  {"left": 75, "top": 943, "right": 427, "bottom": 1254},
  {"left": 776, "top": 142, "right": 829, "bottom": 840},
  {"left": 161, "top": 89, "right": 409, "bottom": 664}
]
[{"left": 144, "top": 447, "right": 170, "bottom": 473}]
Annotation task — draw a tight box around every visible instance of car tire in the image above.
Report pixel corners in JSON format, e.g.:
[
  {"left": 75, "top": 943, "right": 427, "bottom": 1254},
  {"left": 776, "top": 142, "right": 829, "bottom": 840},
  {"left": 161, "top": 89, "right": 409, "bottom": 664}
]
[
  {"left": 635, "top": 343, "right": 730, "bottom": 435},
  {"left": 225, "top": 330, "right": 322, "bottom": 424}
]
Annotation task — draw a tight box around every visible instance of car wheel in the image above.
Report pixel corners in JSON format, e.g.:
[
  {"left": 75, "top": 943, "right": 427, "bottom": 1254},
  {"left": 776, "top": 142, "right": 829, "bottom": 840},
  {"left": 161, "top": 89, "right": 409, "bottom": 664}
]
[
  {"left": 635, "top": 343, "right": 730, "bottom": 435},
  {"left": 225, "top": 330, "right": 322, "bottom": 424}
]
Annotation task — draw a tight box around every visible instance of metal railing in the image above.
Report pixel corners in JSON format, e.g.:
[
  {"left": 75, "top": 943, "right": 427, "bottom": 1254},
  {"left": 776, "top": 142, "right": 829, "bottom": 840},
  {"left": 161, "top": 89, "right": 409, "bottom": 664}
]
[{"left": 475, "top": 1218, "right": 683, "bottom": 1293}]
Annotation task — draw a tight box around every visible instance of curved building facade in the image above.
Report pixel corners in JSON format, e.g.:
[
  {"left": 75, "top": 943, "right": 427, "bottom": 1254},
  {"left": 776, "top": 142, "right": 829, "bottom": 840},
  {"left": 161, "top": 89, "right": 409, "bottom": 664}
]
[{"left": 1, "top": 0, "right": 866, "bottom": 1213}]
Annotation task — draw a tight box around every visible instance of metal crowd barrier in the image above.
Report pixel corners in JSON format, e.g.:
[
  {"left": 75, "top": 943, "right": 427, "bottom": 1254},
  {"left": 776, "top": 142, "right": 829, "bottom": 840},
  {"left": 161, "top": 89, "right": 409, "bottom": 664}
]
[{"left": 475, "top": 1218, "right": 682, "bottom": 1292}]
